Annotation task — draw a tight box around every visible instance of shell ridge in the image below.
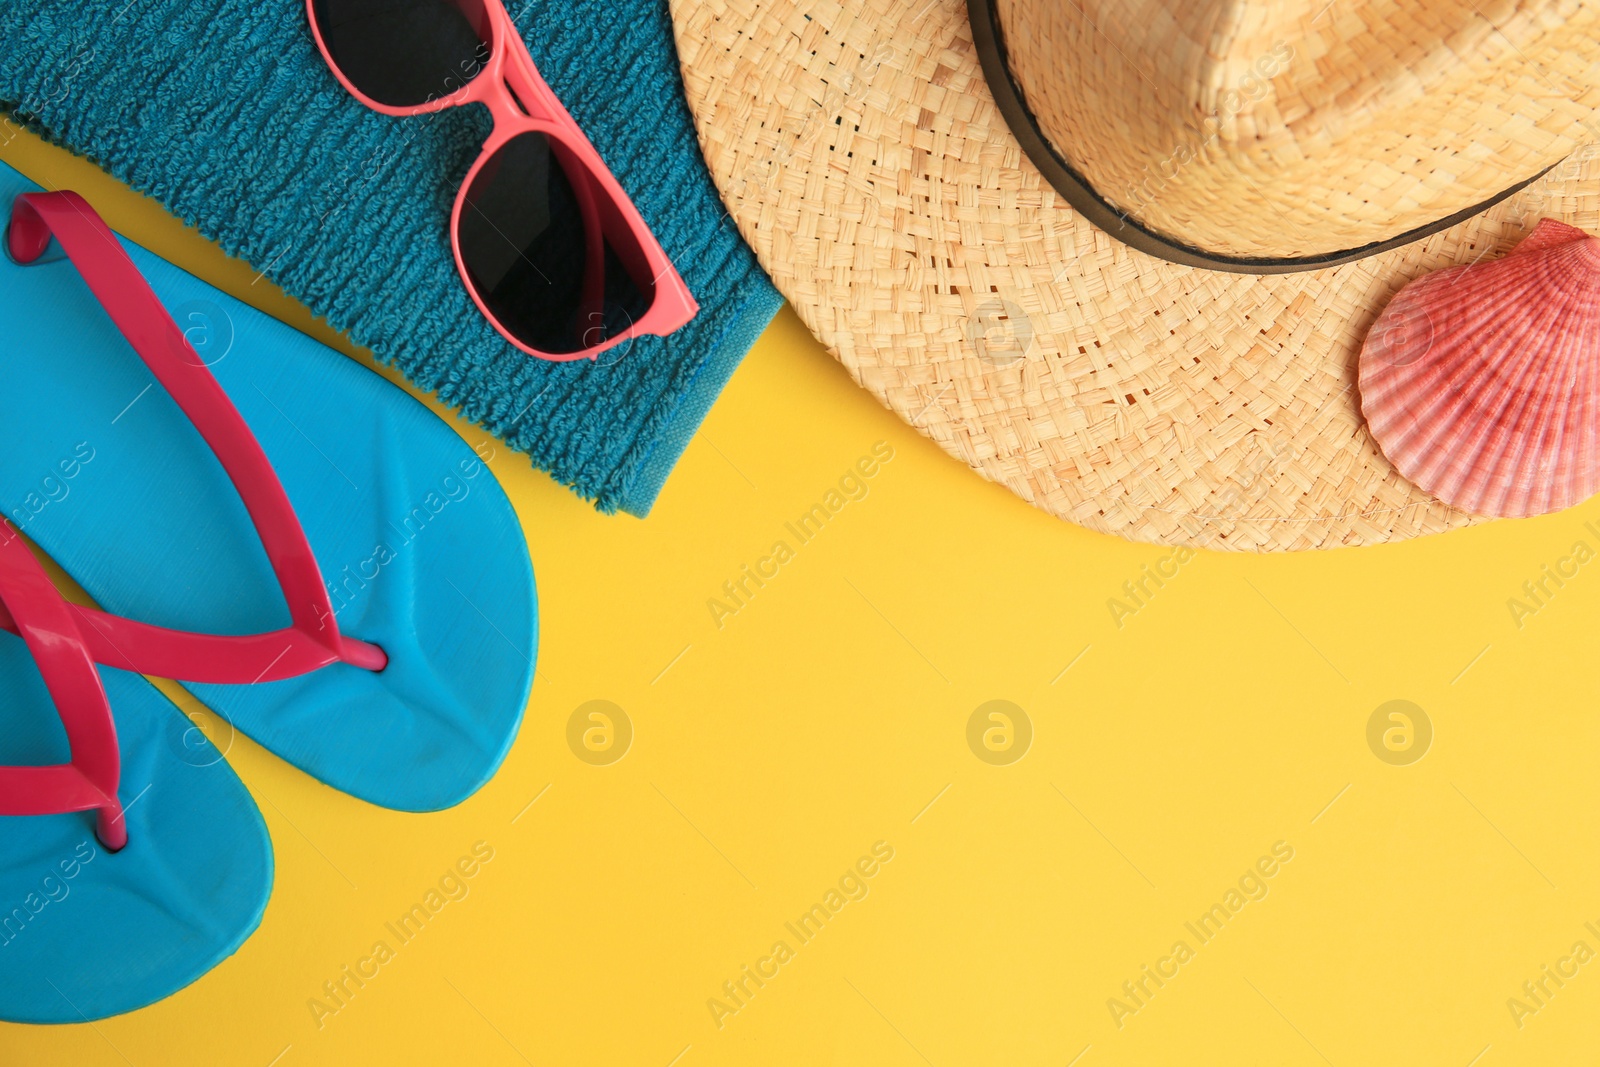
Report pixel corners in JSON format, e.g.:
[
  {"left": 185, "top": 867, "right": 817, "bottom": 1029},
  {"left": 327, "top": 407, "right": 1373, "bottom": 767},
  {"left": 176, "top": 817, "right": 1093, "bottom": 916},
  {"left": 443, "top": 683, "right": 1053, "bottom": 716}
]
[
  {"left": 1491, "top": 328, "right": 1572, "bottom": 515},
  {"left": 1451, "top": 288, "right": 1583, "bottom": 513}
]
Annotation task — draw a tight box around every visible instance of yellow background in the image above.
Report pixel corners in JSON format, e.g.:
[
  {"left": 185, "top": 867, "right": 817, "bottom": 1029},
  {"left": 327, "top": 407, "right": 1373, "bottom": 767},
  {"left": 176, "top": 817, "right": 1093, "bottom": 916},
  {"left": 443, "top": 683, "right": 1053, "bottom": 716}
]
[{"left": 3, "top": 128, "right": 1599, "bottom": 1067}]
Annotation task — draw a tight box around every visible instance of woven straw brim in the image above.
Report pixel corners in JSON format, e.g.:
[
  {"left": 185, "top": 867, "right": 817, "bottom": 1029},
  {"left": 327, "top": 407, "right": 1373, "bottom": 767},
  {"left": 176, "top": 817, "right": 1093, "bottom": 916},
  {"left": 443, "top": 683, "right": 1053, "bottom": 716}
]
[{"left": 669, "top": 0, "right": 1600, "bottom": 550}]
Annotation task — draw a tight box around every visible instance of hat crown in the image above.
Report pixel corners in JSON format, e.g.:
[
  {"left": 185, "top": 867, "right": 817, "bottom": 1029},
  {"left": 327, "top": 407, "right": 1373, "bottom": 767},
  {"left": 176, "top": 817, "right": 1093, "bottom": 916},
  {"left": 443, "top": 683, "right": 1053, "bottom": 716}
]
[{"left": 996, "top": 0, "right": 1600, "bottom": 259}]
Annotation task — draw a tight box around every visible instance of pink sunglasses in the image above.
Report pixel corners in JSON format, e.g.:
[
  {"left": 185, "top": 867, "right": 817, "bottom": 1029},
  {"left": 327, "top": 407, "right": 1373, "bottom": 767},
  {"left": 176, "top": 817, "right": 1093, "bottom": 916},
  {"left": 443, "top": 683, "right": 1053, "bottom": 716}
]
[{"left": 306, "top": 0, "right": 698, "bottom": 362}]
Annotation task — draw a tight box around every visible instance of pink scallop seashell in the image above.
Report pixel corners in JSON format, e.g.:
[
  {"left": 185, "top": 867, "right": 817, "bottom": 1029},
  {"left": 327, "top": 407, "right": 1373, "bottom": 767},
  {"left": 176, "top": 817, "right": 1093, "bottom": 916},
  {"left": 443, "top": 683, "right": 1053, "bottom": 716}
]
[{"left": 1359, "top": 218, "right": 1600, "bottom": 518}]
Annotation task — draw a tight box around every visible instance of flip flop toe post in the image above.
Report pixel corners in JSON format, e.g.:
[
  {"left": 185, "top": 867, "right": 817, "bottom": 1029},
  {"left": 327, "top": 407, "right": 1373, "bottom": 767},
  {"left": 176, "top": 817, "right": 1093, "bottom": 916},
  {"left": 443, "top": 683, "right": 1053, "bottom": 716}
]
[{"left": 0, "top": 524, "right": 272, "bottom": 1024}]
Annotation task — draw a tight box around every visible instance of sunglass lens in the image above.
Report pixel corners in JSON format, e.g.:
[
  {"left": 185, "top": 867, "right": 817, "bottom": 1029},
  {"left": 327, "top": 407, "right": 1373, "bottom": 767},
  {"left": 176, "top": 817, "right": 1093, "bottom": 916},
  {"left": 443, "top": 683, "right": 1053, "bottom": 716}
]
[
  {"left": 311, "top": 0, "right": 491, "bottom": 107},
  {"left": 457, "top": 132, "right": 655, "bottom": 356}
]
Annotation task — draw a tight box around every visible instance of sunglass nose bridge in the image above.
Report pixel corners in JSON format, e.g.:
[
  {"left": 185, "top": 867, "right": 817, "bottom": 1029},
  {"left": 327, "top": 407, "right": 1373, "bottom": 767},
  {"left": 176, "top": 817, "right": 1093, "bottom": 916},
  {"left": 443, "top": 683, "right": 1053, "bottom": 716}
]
[{"left": 502, "top": 77, "right": 533, "bottom": 118}]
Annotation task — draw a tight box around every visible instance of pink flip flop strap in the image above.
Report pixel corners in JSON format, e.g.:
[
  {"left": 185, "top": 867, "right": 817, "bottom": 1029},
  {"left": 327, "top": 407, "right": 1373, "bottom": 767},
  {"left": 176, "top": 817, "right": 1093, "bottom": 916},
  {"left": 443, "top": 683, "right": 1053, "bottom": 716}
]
[
  {"left": 0, "top": 521, "right": 126, "bottom": 849},
  {"left": 4, "top": 191, "right": 385, "bottom": 683}
]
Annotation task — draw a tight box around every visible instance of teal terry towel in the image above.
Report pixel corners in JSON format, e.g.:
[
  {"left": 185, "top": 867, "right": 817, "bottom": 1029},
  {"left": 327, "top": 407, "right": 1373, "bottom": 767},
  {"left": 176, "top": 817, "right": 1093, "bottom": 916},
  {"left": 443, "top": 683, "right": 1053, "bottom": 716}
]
[{"left": 0, "top": 0, "right": 782, "bottom": 515}]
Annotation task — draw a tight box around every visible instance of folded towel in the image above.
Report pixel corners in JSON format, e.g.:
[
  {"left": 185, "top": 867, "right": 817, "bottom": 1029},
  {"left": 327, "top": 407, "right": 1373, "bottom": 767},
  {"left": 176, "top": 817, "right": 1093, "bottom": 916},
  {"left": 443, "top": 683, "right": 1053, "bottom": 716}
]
[{"left": 0, "top": 0, "right": 782, "bottom": 515}]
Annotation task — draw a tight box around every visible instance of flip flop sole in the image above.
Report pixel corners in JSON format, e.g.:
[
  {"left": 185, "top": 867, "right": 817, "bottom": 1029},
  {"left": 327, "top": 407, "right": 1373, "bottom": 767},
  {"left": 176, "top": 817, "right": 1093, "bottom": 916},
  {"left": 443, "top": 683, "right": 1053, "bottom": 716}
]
[
  {"left": 0, "top": 650, "right": 272, "bottom": 1024},
  {"left": 0, "top": 162, "right": 537, "bottom": 811}
]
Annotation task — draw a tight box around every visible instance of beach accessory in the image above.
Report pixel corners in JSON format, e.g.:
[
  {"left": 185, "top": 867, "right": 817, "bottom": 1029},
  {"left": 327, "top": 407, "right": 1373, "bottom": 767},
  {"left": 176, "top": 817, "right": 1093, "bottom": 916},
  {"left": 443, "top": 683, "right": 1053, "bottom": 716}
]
[
  {"left": 1359, "top": 218, "right": 1600, "bottom": 519},
  {"left": 0, "top": 524, "right": 272, "bottom": 1022},
  {"left": 307, "top": 0, "right": 698, "bottom": 360},
  {"left": 0, "top": 164, "right": 536, "bottom": 811},
  {"left": 669, "top": 0, "right": 1600, "bottom": 549},
  {"left": 0, "top": 0, "right": 781, "bottom": 517}
]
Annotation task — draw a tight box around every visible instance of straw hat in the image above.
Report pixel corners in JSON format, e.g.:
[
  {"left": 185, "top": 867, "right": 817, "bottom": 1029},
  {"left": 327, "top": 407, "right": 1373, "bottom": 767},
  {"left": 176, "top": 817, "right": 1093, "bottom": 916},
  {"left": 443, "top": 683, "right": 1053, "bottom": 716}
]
[{"left": 668, "top": 0, "right": 1600, "bottom": 549}]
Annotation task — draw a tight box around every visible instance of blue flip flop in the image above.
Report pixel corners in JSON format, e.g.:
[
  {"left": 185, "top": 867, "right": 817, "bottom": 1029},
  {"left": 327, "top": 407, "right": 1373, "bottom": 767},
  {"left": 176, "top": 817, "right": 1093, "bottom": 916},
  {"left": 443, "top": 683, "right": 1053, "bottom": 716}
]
[
  {"left": 0, "top": 523, "right": 272, "bottom": 1024},
  {"left": 0, "top": 162, "right": 537, "bottom": 811}
]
